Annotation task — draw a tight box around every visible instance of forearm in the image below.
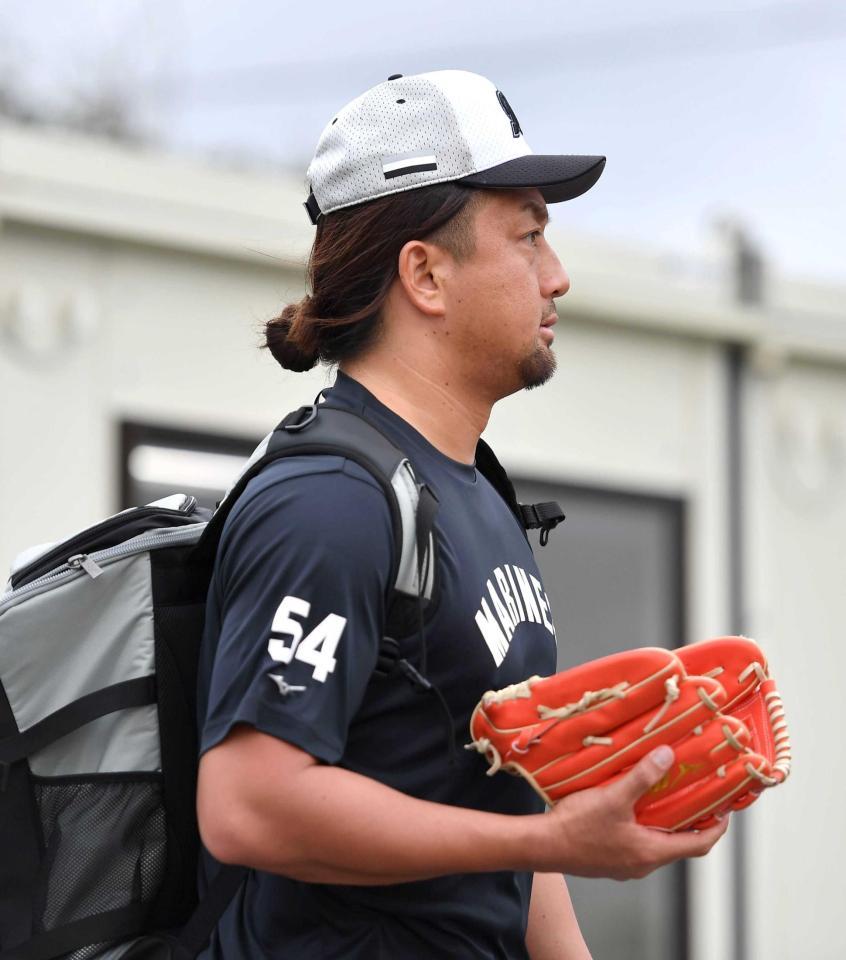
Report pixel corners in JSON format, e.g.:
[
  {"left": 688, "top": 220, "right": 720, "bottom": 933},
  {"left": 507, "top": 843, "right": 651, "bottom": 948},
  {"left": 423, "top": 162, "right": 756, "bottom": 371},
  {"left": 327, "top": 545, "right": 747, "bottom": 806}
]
[
  {"left": 199, "top": 728, "right": 544, "bottom": 884},
  {"left": 526, "top": 872, "right": 592, "bottom": 960},
  {"left": 256, "top": 764, "right": 543, "bottom": 882},
  {"left": 199, "top": 729, "right": 730, "bottom": 887}
]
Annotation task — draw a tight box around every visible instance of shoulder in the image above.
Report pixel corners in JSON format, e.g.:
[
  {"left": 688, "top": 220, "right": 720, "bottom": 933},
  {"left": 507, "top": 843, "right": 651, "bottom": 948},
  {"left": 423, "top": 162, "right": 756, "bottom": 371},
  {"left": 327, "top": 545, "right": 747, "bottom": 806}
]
[
  {"left": 231, "top": 453, "right": 385, "bottom": 513},
  {"left": 218, "top": 454, "right": 395, "bottom": 579}
]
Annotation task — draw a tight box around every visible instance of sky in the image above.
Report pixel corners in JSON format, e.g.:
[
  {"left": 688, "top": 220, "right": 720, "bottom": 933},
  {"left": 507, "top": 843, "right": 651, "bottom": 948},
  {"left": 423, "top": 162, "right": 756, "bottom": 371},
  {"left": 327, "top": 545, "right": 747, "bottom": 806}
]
[{"left": 2, "top": 0, "right": 845, "bottom": 286}]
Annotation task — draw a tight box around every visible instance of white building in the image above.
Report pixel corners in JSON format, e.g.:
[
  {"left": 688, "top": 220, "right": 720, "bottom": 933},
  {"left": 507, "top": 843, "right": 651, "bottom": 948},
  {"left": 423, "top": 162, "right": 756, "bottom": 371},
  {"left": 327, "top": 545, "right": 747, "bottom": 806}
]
[{"left": 1, "top": 122, "right": 843, "bottom": 960}]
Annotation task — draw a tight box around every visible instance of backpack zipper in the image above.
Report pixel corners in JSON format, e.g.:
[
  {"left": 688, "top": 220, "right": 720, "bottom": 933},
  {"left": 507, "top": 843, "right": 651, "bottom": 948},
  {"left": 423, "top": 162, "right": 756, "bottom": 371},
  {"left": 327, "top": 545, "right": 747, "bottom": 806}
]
[
  {"left": 0, "top": 523, "right": 207, "bottom": 612},
  {"left": 67, "top": 554, "right": 105, "bottom": 579},
  {"left": 9, "top": 498, "right": 201, "bottom": 589}
]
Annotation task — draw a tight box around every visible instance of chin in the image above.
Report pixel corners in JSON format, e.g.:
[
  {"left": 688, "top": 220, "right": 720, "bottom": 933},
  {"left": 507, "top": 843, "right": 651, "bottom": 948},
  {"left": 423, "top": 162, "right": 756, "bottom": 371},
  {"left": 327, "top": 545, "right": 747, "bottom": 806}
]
[{"left": 519, "top": 343, "right": 557, "bottom": 391}]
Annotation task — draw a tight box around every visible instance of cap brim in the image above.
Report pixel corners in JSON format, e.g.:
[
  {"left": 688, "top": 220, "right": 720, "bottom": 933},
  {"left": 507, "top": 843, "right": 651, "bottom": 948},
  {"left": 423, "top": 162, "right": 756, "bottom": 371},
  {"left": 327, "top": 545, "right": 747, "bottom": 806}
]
[{"left": 458, "top": 154, "right": 606, "bottom": 203}]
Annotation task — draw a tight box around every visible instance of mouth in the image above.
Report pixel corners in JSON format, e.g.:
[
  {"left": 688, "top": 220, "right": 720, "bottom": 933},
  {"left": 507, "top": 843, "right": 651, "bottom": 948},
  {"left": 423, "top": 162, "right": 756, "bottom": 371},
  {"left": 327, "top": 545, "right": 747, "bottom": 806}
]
[{"left": 539, "top": 313, "right": 557, "bottom": 343}]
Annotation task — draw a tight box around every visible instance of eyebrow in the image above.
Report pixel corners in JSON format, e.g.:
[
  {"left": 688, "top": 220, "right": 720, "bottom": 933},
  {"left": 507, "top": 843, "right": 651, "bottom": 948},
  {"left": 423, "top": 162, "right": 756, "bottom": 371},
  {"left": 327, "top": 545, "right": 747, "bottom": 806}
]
[{"left": 520, "top": 199, "right": 551, "bottom": 226}]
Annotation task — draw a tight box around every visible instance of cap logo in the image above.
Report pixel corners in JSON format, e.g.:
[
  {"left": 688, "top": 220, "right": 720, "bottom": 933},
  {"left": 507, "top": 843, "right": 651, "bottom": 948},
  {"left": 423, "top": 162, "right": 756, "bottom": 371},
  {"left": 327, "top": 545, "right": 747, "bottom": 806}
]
[
  {"left": 496, "top": 90, "right": 522, "bottom": 138},
  {"left": 382, "top": 152, "right": 438, "bottom": 180}
]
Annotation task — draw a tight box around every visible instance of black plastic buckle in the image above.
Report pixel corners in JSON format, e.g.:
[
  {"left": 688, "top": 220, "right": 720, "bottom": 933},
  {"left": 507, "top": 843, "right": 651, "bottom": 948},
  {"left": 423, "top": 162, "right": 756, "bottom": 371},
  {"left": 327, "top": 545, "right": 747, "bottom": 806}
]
[
  {"left": 282, "top": 404, "right": 319, "bottom": 433},
  {"left": 374, "top": 636, "right": 400, "bottom": 677},
  {"left": 303, "top": 190, "right": 322, "bottom": 226},
  {"left": 520, "top": 503, "right": 541, "bottom": 528},
  {"left": 519, "top": 501, "right": 566, "bottom": 546}
]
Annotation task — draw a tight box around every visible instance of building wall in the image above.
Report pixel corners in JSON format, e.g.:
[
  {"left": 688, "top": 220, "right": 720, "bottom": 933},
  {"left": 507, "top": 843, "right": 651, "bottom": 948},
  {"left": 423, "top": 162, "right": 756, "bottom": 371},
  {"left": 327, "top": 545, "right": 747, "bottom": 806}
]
[
  {"left": 2, "top": 126, "right": 845, "bottom": 959},
  {"left": 745, "top": 358, "right": 846, "bottom": 960},
  {"left": 0, "top": 217, "right": 735, "bottom": 959}
]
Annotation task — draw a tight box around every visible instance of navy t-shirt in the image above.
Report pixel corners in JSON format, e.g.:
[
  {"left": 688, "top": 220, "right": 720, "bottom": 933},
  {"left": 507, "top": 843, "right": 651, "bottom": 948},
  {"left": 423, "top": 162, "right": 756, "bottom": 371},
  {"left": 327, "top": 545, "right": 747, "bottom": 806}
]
[{"left": 197, "top": 372, "right": 558, "bottom": 959}]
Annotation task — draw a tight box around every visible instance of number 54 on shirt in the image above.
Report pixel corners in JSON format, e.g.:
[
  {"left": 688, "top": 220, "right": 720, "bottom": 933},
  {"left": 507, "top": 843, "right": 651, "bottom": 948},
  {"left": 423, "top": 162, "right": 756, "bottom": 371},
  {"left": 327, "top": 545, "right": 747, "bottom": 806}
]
[{"left": 267, "top": 595, "right": 347, "bottom": 683}]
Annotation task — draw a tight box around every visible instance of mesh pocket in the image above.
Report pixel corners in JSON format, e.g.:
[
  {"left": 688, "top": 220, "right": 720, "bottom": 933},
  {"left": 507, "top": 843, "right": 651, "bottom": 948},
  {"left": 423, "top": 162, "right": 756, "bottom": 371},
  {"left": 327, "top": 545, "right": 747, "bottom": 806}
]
[{"left": 32, "top": 775, "right": 166, "bottom": 952}]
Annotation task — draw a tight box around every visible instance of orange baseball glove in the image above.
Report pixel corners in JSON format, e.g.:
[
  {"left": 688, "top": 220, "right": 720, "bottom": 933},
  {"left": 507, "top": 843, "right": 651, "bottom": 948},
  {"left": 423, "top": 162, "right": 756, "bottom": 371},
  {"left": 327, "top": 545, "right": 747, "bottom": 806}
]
[{"left": 467, "top": 636, "right": 791, "bottom": 831}]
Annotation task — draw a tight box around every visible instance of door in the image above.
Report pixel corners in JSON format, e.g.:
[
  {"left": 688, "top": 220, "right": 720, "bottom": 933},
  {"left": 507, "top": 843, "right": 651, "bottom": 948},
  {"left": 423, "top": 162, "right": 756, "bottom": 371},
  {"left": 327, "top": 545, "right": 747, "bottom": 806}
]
[{"left": 514, "top": 477, "right": 688, "bottom": 960}]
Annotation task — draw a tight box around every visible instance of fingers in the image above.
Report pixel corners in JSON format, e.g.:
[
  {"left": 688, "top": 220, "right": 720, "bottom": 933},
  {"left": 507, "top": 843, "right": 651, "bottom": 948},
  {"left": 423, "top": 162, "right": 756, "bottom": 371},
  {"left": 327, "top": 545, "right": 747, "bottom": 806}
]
[
  {"left": 609, "top": 745, "right": 676, "bottom": 806},
  {"left": 648, "top": 813, "right": 731, "bottom": 865},
  {"left": 690, "top": 813, "right": 731, "bottom": 849}
]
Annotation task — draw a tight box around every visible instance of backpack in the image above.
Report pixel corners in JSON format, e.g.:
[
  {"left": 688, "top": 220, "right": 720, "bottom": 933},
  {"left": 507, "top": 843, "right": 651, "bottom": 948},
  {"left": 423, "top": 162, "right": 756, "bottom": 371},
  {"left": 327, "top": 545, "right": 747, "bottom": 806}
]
[{"left": 0, "top": 399, "right": 564, "bottom": 960}]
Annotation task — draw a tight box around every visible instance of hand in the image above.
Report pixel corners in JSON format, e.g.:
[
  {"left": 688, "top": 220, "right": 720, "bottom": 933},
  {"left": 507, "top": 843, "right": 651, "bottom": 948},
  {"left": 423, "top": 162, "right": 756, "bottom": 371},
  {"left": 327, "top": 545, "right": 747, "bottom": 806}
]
[{"left": 538, "top": 746, "right": 730, "bottom": 880}]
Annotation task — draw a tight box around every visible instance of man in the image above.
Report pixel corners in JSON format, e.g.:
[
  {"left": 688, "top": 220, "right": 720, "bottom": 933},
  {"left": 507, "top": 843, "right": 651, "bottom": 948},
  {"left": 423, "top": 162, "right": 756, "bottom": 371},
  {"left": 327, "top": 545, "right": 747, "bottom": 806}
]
[{"left": 196, "top": 69, "right": 729, "bottom": 959}]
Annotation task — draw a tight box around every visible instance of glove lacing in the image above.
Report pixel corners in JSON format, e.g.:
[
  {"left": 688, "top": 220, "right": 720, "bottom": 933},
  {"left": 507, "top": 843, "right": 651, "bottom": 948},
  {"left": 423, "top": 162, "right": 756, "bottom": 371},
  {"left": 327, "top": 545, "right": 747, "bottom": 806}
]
[
  {"left": 536, "top": 682, "right": 629, "bottom": 722},
  {"left": 737, "top": 660, "right": 791, "bottom": 784},
  {"left": 642, "top": 675, "right": 682, "bottom": 734},
  {"left": 481, "top": 676, "right": 543, "bottom": 706}
]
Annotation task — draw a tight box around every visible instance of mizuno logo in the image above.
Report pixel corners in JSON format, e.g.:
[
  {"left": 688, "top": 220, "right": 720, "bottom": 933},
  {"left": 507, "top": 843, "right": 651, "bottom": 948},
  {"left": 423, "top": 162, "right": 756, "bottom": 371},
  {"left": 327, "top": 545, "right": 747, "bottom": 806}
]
[{"left": 268, "top": 674, "right": 307, "bottom": 697}]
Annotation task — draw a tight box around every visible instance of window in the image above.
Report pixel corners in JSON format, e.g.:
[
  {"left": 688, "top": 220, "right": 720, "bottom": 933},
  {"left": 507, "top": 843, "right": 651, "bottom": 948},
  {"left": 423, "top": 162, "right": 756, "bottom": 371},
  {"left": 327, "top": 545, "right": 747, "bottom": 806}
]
[{"left": 120, "top": 422, "right": 259, "bottom": 510}]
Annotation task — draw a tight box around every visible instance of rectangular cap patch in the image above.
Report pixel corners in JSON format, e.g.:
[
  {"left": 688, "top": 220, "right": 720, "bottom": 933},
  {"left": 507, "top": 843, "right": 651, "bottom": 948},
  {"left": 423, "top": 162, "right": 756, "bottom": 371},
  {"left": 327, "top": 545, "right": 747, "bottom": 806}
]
[{"left": 382, "top": 152, "right": 438, "bottom": 180}]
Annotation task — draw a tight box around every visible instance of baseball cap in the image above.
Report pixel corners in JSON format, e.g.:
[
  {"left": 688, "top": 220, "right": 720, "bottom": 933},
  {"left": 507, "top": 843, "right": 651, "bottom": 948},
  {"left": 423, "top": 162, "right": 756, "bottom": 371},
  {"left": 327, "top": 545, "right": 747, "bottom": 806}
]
[{"left": 303, "top": 69, "right": 605, "bottom": 225}]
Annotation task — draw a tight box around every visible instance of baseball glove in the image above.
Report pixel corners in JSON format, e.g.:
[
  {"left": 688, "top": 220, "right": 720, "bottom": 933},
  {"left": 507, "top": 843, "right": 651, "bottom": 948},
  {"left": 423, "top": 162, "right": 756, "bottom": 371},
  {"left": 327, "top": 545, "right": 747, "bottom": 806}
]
[{"left": 467, "top": 636, "right": 791, "bottom": 831}]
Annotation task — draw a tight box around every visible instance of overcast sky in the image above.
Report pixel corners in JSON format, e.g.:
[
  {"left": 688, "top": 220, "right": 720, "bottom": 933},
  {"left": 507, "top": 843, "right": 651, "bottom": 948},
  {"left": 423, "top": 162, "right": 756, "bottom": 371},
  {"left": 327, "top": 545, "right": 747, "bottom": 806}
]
[{"left": 2, "top": 0, "right": 845, "bottom": 285}]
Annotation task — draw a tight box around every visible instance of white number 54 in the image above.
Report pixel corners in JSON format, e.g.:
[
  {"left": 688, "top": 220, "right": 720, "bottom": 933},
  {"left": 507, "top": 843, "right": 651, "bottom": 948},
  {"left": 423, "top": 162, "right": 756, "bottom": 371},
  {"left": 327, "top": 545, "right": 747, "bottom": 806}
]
[{"left": 267, "top": 595, "right": 346, "bottom": 683}]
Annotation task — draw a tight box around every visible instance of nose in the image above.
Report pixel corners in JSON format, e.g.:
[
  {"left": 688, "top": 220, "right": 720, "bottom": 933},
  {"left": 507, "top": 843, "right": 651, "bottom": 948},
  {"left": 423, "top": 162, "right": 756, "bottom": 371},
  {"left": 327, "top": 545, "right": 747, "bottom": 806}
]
[{"left": 542, "top": 246, "right": 570, "bottom": 300}]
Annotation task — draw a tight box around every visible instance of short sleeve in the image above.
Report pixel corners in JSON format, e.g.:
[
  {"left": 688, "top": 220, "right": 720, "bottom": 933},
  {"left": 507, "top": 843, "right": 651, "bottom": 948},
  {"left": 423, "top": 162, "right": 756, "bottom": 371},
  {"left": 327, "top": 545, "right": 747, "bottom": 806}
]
[{"left": 200, "top": 459, "right": 394, "bottom": 763}]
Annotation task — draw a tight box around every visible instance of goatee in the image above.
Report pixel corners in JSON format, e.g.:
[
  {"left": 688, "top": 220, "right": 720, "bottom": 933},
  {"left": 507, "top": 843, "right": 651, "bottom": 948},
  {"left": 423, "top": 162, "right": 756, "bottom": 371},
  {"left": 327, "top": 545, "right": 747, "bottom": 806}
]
[{"left": 519, "top": 343, "right": 557, "bottom": 391}]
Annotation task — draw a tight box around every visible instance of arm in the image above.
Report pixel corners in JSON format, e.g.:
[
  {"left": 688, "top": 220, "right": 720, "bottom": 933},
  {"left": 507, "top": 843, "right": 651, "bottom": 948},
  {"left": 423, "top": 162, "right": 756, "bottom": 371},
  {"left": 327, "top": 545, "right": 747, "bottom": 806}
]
[
  {"left": 526, "top": 872, "right": 592, "bottom": 960},
  {"left": 198, "top": 726, "right": 730, "bottom": 885},
  {"left": 200, "top": 470, "right": 729, "bottom": 885},
  {"left": 199, "top": 725, "right": 539, "bottom": 883}
]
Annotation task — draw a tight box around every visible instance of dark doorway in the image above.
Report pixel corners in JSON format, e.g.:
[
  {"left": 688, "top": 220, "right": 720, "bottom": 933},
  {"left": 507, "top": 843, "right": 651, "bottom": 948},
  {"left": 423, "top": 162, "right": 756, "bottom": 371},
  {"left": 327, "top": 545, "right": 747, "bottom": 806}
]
[
  {"left": 119, "top": 421, "right": 259, "bottom": 511},
  {"left": 514, "top": 477, "right": 688, "bottom": 960}
]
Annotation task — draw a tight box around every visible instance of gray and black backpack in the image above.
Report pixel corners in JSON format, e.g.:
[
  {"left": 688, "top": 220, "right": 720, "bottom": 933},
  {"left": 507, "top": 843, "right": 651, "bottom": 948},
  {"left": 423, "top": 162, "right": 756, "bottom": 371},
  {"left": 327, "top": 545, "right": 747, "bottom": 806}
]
[{"left": 0, "top": 399, "right": 563, "bottom": 960}]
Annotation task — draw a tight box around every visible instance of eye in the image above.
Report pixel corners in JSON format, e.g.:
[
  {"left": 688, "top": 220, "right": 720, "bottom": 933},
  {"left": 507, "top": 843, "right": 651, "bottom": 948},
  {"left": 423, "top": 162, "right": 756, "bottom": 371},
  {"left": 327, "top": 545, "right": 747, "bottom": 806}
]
[{"left": 525, "top": 230, "right": 542, "bottom": 246}]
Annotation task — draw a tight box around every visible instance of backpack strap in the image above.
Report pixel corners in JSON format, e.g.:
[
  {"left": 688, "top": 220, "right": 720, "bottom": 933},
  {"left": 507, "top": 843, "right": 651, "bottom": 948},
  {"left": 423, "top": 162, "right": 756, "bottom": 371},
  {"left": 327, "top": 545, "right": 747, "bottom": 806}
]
[
  {"left": 169, "top": 865, "right": 249, "bottom": 960},
  {"left": 0, "top": 678, "right": 157, "bottom": 768},
  {"left": 0, "top": 688, "right": 41, "bottom": 958},
  {"left": 518, "top": 502, "right": 566, "bottom": 546},
  {"left": 175, "top": 403, "right": 443, "bottom": 958},
  {"left": 474, "top": 438, "right": 565, "bottom": 546},
  {"left": 191, "top": 401, "right": 437, "bottom": 643},
  {"left": 0, "top": 908, "right": 149, "bottom": 960}
]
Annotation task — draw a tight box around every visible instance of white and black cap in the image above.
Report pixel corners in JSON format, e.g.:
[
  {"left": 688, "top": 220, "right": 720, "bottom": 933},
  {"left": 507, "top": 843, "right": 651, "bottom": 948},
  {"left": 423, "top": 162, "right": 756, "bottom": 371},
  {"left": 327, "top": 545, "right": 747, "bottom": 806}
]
[{"left": 304, "top": 69, "right": 605, "bottom": 225}]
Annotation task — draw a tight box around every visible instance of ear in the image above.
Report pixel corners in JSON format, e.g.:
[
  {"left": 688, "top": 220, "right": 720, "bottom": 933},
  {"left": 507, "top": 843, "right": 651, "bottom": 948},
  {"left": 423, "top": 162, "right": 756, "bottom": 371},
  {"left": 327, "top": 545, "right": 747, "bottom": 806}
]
[{"left": 395, "top": 239, "right": 449, "bottom": 319}]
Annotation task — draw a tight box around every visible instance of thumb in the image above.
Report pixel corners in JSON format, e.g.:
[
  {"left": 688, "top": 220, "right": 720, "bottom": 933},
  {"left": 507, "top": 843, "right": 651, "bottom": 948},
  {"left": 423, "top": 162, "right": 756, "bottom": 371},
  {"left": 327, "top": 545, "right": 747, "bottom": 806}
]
[{"left": 612, "top": 745, "right": 675, "bottom": 807}]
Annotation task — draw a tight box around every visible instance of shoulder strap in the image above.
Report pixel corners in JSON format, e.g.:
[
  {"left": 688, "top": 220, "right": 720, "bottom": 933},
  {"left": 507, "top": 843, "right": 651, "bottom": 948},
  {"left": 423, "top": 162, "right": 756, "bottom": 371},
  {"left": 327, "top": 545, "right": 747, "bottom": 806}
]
[
  {"left": 170, "top": 865, "right": 249, "bottom": 960},
  {"left": 175, "top": 401, "right": 442, "bottom": 958},
  {"left": 474, "top": 438, "right": 565, "bottom": 546},
  {"left": 190, "top": 401, "right": 436, "bottom": 628}
]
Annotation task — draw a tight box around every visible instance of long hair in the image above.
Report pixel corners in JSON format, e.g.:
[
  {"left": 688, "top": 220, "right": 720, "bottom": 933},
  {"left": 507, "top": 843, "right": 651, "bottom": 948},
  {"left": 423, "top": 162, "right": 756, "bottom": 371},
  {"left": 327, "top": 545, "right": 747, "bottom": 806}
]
[{"left": 262, "top": 183, "right": 482, "bottom": 372}]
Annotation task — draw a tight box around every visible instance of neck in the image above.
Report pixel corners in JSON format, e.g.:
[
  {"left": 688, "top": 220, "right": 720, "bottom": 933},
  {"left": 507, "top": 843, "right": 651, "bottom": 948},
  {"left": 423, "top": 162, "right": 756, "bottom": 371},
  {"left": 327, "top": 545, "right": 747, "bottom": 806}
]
[{"left": 340, "top": 354, "right": 492, "bottom": 464}]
